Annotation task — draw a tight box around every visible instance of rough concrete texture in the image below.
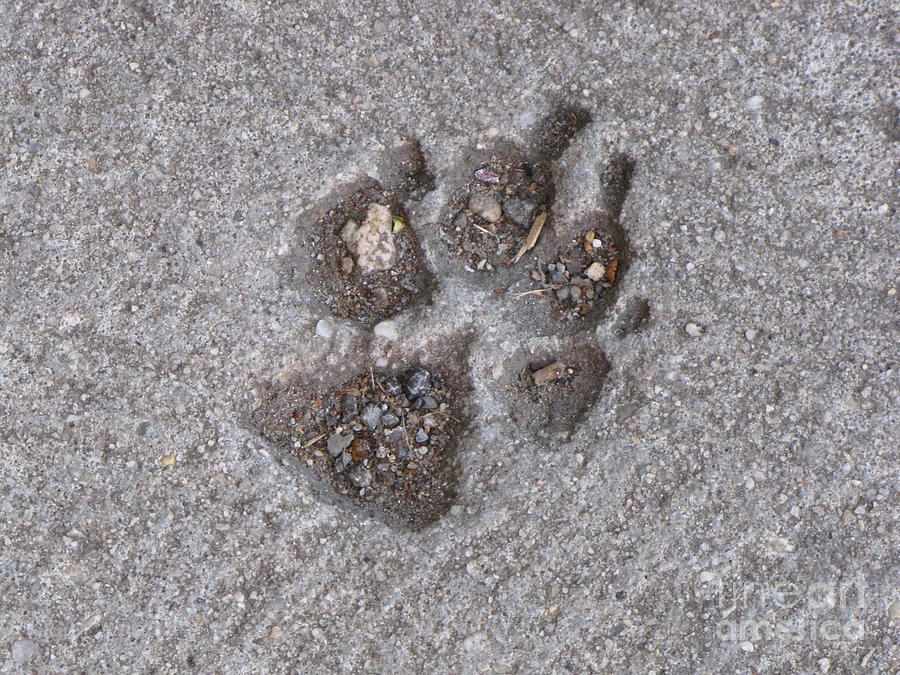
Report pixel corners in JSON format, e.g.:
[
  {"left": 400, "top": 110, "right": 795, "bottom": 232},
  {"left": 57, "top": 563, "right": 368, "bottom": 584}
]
[{"left": 1, "top": 1, "right": 897, "bottom": 672}]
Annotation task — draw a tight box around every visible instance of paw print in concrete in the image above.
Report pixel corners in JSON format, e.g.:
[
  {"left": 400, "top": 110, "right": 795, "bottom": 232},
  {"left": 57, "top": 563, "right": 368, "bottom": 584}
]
[{"left": 251, "top": 110, "right": 646, "bottom": 529}]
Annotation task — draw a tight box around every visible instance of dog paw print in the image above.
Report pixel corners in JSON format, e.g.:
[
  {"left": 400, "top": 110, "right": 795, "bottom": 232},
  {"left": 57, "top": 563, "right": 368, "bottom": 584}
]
[{"left": 251, "top": 110, "right": 645, "bottom": 529}]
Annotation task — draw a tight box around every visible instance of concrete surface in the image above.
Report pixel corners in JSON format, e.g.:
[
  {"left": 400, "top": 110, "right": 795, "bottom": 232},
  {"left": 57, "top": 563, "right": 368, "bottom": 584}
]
[{"left": 1, "top": 0, "right": 897, "bottom": 672}]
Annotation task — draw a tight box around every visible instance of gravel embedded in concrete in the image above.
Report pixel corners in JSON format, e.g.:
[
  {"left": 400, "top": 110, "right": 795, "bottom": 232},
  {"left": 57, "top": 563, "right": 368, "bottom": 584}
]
[{"left": 1, "top": 2, "right": 895, "bottom": 673}]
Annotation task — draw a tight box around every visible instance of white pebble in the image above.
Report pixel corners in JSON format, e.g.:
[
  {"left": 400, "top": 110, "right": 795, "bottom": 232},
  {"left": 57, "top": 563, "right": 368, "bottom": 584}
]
[
  {"left": 745, "top": 95, "right": 764, "bottom": 110},
  {"left": 740, "top": 640, "right": 755, "bottom": 652},
  {"left": 745, "top": 329, "right": 758, "bottom": 341},
  {"left": 818, "top": 657, "right": 831, "bottom": 673},
  {"left": 11, "top": 639, "right": 36, "bottom": 664},
  {"left": 373, "top": 320, "right": 399, "bottom": 341},
  {"left": 888, "top": 598, "right": 900, "bottom": 619},
  {"left": 315, "top": 318, "right": 335, "bottom": 339},
  {"left": 685, "top": 322, "right": 702, "bottom": 337}
]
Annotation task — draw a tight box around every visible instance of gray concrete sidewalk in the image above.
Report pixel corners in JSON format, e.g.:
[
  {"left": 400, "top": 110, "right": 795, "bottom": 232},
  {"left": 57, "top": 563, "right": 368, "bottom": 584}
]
[{"left": 1, "top": 1, "right": 897, "bottom": 672}]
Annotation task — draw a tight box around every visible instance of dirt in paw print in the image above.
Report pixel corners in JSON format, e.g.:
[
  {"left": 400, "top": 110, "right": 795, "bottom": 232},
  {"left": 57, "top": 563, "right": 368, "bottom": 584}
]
[
  {"left": 439, "top": 106, "right": 590, "bottom": 274},
  {"left": 253, "top": 108, "right": 646, "bottom": 529},
  {"left": 527, "top": 154, "right": 634, "bottom": 325},
  {"left": 252, "top": 330, "right": 473, "bottom": 530},
  {"left": 301, "top": 140, "right": 435, "bottom": 325}
]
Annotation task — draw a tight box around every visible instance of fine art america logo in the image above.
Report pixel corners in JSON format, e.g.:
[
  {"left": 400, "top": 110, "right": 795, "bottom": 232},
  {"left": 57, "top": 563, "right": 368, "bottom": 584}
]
[{"left": 693, "top": 572, "right": 869, "bottom": 643}]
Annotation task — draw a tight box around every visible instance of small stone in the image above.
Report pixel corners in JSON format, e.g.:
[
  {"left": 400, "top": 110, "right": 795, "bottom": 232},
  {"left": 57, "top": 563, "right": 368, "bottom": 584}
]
[
  {"left": 818, "top": 657, "right": 831, "bottom": 673},
  {"left": 569, "top": 285, "right": 582, "bottom": 301},
  {"left": 11, "top": 639, "right": 36, "bottom": 665},
  {"left": 468, "top": 193, "right": 503, "bottom": 223},
  {"left": 415, "top": 428, "right": 429, "bottom": 444},
  {"left": 549, "top": 264, "right": 569, "bottom": 285},
  {"left": 315, "top": 318, "right": 335, "bottom": 339},
  {"left": 889, "top": 598, "right": 900, "bottom": 619},
  {"left": 453, "top": 211, "right": 470, "bottom": 230},
  {"left": 334, "top": 451, "right": 352, "bottom": 472},
  {"left": 374, "top": 320, "right": 399, "bottom": 341},
  {"left": 341, "top": 395, "right": 358, "bottom": 422},
  {"left": 474, "top": 167, "right": 501, "bottom": 184},
  {"left": 341, "top": 256, "right": 354, "bottom": 274},
  {"left": 411, "top": 395, "right": 439, "bottom": 411},
  {"left": 840, "top": 509, "right": 855, "bottom": 525},
  {"left": 340, "top": 203, "right": 396, "bottom": 274},
  {"left": 381, "top": 412, "right": 400, "bottom": 428},
  {"left": 745, "top": 328, "right": 758, "bottom": 341},
  {"left": 349, "top": 465, "right": 372, "bottom": 488},
  {"left": 555, "top": 286, "right": 570, "bottom": 300},
  {"left": 159, "top": 453, "right": 176, "bottom": 467},
  {"left": 685, "top": 322, "right": 702, "bottom": 337},
  {"left": 739, "top": 641, "right": 755, "bottom": 652},
  {"left": 745, "top": 95, "right": 764, "bottom": 110},
  {"left": 502, "top": 196, "right": 535, "bottom": 226},
  {"left": 381, "top": 375, "right": 403, "bottom": 397},
  {"left": 327, "top": 432, "right": 353, "bottom": 457},
  {"left": 533, "top": 361, "right": 567, "bottom": 386},
  {"left": 360, "top": 404, "right": 382, "bottom": 430},
  {"left": 585, "top": 262, "right": 605, "bottom": 281},
  {"left": 405, "top": 368, "right": 431, "bottom": 397}
]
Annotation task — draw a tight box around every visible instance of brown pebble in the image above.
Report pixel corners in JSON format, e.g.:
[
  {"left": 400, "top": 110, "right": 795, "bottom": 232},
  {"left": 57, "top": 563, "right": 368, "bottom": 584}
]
[
  {"left": 341, "top": 256, "right": 355, "bottom": 274},
  {"left": 605, "top": 259, "right": 619, "bottom": 283},
  {"left": 533, "top": 360, "right": 567, "bottom": 386}
]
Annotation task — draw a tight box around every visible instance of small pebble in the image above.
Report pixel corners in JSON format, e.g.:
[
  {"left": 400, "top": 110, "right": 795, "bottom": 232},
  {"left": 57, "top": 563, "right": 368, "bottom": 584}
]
[
  {"left": 11, "top": 639, "right": 36, "bottom": 665},
  {"left": 740, "top": 641, "right": 755, "bottom": 652},
  {"left": 406, "top": 368, "right": 431, "bottom": 397},
  {"left": 381, "top": 375, "right": 403, "bottom": 397},
  {"left": 533, "top": 361, "right": 567, "bottom": 386},
  {"left": 374, "top": 320, "right": 399, "bottom": 341},
  {"left": 468, "top": 193, "right": 503, "bottom": 223},
  {"left": 327, "top": 432, "right": 353, "bottom": 457},
  {"left": 888, "top": 598, "right": 900, "bottom": 619},
  {"left": 555, "top": 286, "right": 570, "bottom": 300},
  {"left": 585, "top": 262, "right": 605, "bottom": 281},
  {"left": 349, "top": 465, "right": 372, "bottom": 488},
  {"left": 381, "top": 412, "right": 400, "bottom": 428},
  {"left": 414, "top": 395, "right": 439, "bottom": 410},
  {"left": 502, "top": 196, "right": 535, "bottom": 226},
  {"left": 474, "top": 167, "right": 500, "bottom": 184},
  {"left": 745, "top": 95, "right": 764, "bottom": 110},
  {"left": 360, "top": 404, "right": 382, "bottom": 430},
  {"left": 315, "top": 318, "right": 335, "bottom": 339},
  {"left": 817, "top": 658, "right": 831, "bottom": 673},
  {"left": 415, "top": 428, "right": 428, "bottom": 444},
  {"left": 685, "top": 322, "right": 702, "bottom": 337}
]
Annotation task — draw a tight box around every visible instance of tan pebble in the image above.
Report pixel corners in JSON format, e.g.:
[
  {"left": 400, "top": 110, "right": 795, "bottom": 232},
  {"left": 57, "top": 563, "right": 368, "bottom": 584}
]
[
  {"left": 533, "top": 361, "right": 567, "bottom": 386},
  {"left": 585, "top": 262, "right": 605, "bottom": 281}
]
